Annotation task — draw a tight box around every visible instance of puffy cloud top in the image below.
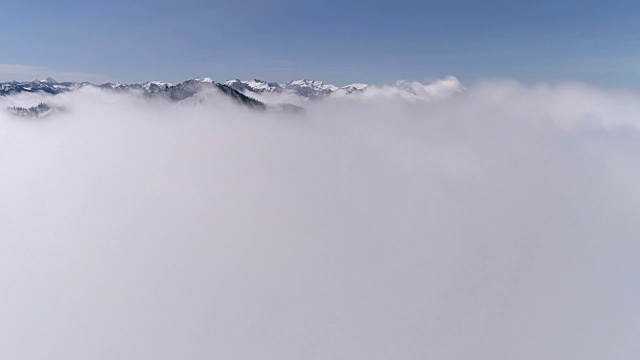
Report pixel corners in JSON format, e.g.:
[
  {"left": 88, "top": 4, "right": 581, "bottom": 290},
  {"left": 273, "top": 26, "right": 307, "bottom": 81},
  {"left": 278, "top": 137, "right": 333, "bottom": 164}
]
[{"left": 1, "top": 77, "right": 638, "bottom": 359}]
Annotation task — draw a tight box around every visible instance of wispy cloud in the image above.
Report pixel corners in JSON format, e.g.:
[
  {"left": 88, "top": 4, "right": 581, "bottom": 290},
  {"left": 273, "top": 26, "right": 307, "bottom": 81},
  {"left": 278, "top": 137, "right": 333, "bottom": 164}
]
[{"left": 0, "top": 64, "right": 117, "bottom": 83}]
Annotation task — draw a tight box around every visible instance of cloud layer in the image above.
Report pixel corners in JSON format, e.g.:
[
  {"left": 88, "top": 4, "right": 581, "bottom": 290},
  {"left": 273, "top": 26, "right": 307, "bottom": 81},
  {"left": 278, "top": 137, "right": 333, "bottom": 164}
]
[{"left": 1, "top": 79, "right": 639, "bottom": 359}]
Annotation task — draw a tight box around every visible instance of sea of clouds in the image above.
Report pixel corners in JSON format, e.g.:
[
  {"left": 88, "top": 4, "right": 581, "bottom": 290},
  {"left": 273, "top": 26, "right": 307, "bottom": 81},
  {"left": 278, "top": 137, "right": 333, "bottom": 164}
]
[{"left": 1, "top": 78, "right": 638, "bottom": 359}]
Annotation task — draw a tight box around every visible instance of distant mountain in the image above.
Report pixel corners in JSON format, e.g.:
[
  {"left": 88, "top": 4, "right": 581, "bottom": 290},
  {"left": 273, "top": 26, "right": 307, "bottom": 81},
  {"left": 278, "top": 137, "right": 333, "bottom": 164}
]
[
  {"left": 97, "top": 82, "right": 131, "bottom": 91},
  {"left": 281, "top": 79, "right": 338, "bottom": 99},
  {"left": 0, "top": 76, "right": 465, "bottom": 118},
  {"left": 225, "top": 79, "right": 283, "bottom": 94},
  {"left": 0, "top": 76, "right": 465, "bottom": 116},
  {"left": 0, "top": 78, "right": 83, "bottom": 96},
  {"left": 225, "top": 79, "right": 375, "bottom": 99},
  {"left": 0, "top": 77, "right": 267, "bottom": 110},
  {"left": 139, "top": 81, "right": 175, "bottom": 93},
  {"left": 337, "top": 83, "right": 369, "bottom": 94},
  {"left": 215, "top": 83, "right": 265, "bottom": 109},
  {"left": 152, "top": 77, "right": 265, "bottom": 109}
]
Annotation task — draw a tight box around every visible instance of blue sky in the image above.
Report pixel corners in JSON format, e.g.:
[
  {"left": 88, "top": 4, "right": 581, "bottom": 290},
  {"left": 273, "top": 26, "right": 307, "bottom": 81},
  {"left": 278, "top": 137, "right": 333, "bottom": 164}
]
[{"left": 1, "top": 0, "right": 639, "bottom": 87}]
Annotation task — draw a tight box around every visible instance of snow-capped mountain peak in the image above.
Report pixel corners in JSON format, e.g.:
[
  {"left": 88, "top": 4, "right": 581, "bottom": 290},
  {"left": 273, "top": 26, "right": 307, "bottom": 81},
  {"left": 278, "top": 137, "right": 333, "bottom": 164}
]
[
  {"left": 193, "top": 77, "right": 214, "bottom": 83},
  {"left": 246, "top": 79, "right": 281, "bottom": 92},
  {"left": 284, "top": 79, "right": 338, "bottom": 91},
  {"left": 140, "top": 81, "right": 175, "bottom": 93},
  {"left": 339, "top": 83, "right": 369, "bottom": 94},
  {"left": 38, "top": 77, "right": 58, "bottom": 84},
  {"left": 98, "top": 82, "right": 130, "bottom": 91},
  {"left": 225, "top": 79, "right": 283, "bottom": 94},
  {"left": 281, "top": 79, "right": 338, "bottom": 99}
]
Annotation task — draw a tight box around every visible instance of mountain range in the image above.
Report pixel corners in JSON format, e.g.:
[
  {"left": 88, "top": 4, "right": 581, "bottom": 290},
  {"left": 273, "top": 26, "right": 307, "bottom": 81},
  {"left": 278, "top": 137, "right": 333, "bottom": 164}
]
[
  {"left": 2, "top": 76, "right": 465, "bottom": 118},
  {"left": 0, "top": 77, "right": 375, "bottom": 99}
]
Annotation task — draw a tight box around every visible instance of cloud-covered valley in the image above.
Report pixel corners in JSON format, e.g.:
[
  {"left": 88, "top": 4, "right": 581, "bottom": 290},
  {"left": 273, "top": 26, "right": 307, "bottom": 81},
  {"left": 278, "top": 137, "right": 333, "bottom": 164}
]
[{"left": 1, "top": 78, "right": 638, "bottom": 359}]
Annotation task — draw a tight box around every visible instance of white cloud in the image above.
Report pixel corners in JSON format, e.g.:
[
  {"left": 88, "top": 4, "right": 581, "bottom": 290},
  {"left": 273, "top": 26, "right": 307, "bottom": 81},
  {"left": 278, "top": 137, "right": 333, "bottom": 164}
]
[{"left": 0, "top": 79, "right": 638, "bottom": 359}]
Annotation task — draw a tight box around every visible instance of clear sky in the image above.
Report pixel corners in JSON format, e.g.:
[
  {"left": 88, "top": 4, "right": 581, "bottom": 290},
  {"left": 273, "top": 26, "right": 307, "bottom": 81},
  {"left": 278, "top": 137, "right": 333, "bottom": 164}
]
[{"left": 1, "top": 0, "right": 639, "bottom": 87}]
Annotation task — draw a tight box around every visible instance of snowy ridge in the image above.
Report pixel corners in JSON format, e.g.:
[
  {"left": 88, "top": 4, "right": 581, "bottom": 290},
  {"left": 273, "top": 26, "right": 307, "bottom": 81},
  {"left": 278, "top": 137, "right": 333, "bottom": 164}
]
[
  {"left": 337, "top": 83, "right": 369, "bottom": 94},
  {"left": 227, "top": 79, "right": 370, "bottom": 99},
  {"left": 2, "top": 75, "right": 466, "bottom": 118},
  {"left": 1, "top": 76, "right": 466, "bottom": 102},
  {"left": 226, "top": 76, "right": 464, "bottom": 100},
  {"left": 226, "top": 79, "right": 283, "bottom": 94},
  {"left": 281, "top": 79, "right": 339, "bottom": 99},
  {"left": 140, "top": 81, "right": 175, "bottom": 93},
  {"left": 98, "top": 82, "right": 130, "bottom": 91}
]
